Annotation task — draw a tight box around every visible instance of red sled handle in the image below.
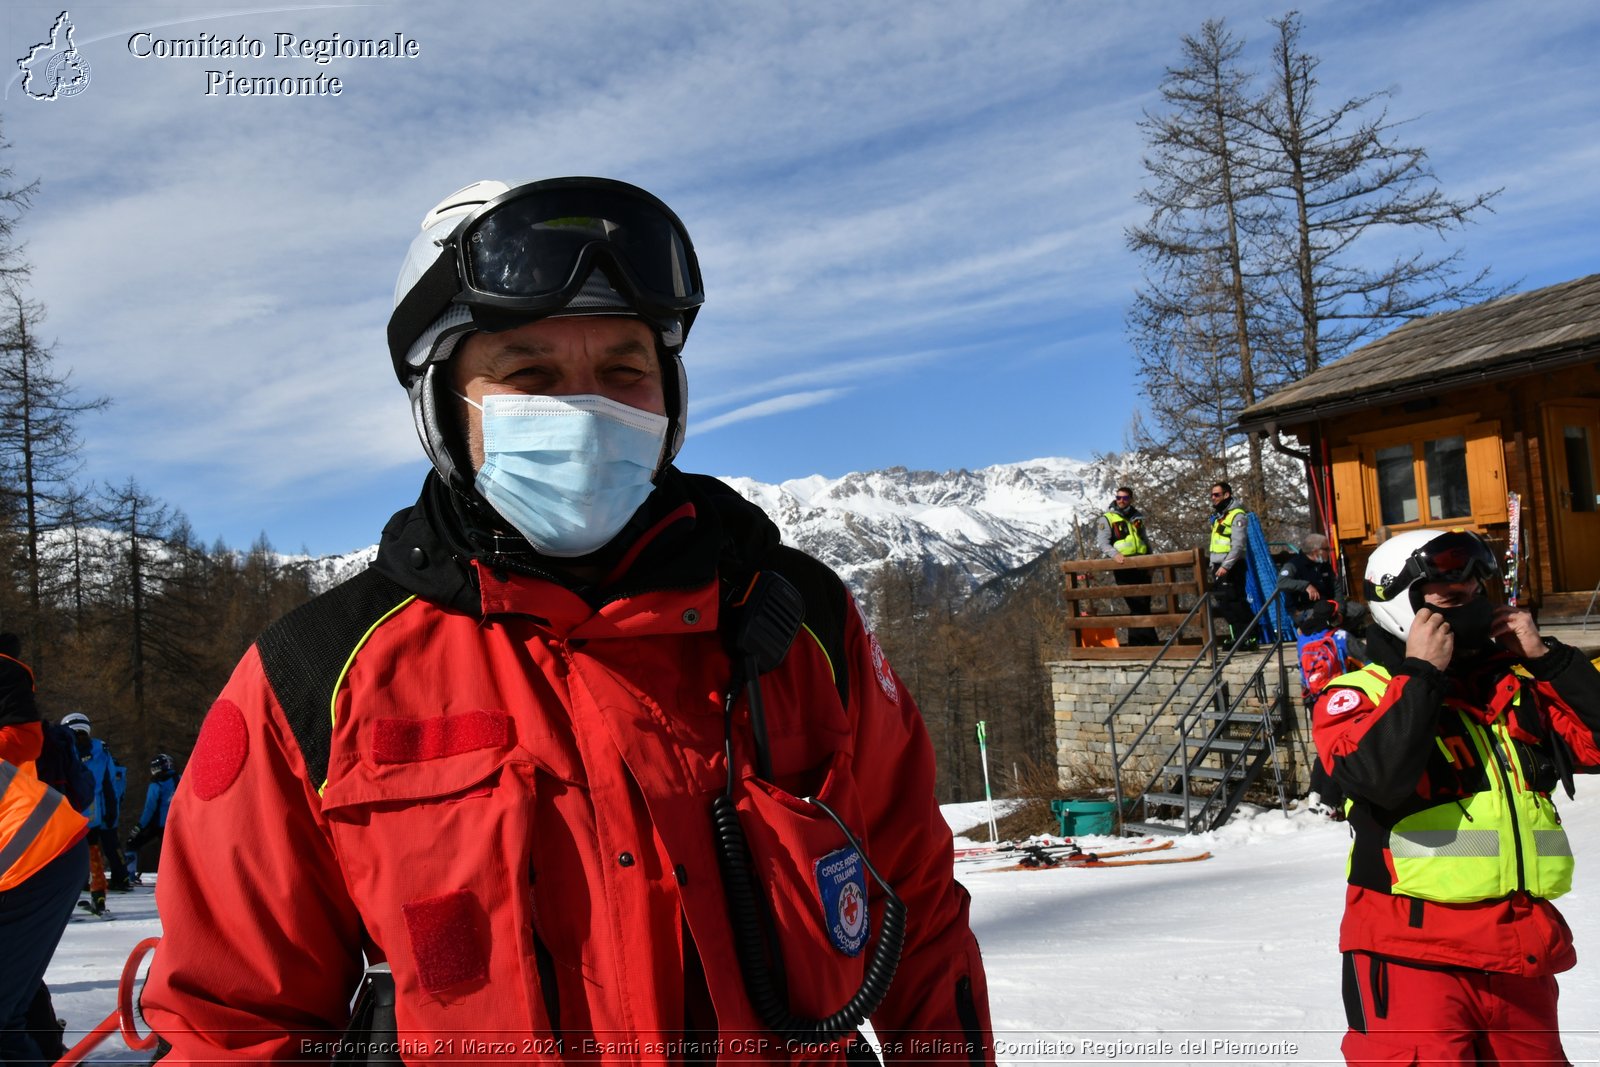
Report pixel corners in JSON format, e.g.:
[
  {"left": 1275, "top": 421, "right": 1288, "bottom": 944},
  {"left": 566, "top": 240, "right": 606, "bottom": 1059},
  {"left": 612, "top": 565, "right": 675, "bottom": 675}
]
[{"left": 57, "top": 936, "right": 162, "bottom": 1067}]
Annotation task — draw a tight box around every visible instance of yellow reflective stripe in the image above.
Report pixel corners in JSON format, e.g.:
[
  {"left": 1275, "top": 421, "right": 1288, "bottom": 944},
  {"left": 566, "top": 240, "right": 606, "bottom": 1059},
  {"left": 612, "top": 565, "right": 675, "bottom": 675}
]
[
  {"left": 319, "top": 594, "right": 417, "bottom": 795},
  {"left": 801, "top": 622, "right": 836, "bottom": 687}
]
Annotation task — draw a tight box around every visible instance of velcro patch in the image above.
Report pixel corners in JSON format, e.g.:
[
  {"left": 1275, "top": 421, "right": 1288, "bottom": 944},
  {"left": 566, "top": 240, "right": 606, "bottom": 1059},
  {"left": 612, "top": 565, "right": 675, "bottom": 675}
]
[
  {"left": 1324, "top": 689, "right": 1364, "bottom": 717},
  {"left": 191, "top": 699, "right": 248, "bottom": 801},
  {"left": 372, "top": 709, "right": 508, "bottom": 764},
  {"left": 402, "top": 889, "right": 488, "bottom": 993},
  {"left": 815, "top": 846, "right": 870, "bottom": 957}
]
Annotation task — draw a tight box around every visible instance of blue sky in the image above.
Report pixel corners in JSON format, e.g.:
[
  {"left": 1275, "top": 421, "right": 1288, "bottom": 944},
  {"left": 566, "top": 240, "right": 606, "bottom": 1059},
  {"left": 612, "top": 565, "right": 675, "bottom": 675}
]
[{"left": 2, "top": 1, "right": 1597, "bottom": 556}]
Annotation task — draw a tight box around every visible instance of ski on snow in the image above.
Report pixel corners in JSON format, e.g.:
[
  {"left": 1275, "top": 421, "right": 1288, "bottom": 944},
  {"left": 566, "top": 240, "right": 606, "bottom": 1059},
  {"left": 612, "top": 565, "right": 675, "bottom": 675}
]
[
  {"left": 1048, "top": 850, "right": 1213, "bottom": 869},
  {"left": 954, "top": 836, "right": 1163, "bottom": 861},
  {"left": 973, "top": 839, "right": 1216, "bottom": 871},
  {"left": 1004, "top": 839, "right": 1174, "bottom": 868}
]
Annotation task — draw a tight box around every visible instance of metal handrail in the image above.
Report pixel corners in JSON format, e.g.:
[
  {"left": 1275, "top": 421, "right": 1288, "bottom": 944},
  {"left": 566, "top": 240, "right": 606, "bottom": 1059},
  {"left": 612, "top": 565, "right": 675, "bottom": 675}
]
[
  {"left": 1110, "top": 579, "right": 1299, "bottom": 831},
  {"left": 1166, "top": 645, "right": 1290, "bottom": 830},
  {"left": 1104, "top": 592, "right": 1219, "bottom": 811}
]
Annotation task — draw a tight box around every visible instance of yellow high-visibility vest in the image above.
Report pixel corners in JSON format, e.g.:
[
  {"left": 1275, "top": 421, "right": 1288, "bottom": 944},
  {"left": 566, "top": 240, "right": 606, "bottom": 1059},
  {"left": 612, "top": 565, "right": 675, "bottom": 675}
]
[
  {"left": 1209, "top": 507, "right": 1245, "bottom": 556},
  {"left": 1332, "top": 665, "right": 1573, "bottom": 902},
  {"left": 1102, "top": 510, "right": 1150, "bottom": 556}
]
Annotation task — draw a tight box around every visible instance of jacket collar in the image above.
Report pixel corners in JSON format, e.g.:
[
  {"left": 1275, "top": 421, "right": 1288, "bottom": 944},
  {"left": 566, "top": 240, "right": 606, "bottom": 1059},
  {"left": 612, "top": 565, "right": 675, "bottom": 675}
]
[{"left": 370, "top": 469, "right": 783, "bottom": 624}]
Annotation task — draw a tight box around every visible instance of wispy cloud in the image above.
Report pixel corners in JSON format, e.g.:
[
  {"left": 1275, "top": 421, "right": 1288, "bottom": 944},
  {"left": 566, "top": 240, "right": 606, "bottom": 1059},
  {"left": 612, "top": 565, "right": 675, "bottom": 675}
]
[
  {"left": 691, "top": 389, "right": 852, "bottom": 436},
  {"left": 1, "top": 0, "right": 1595, "bottom": 553}
]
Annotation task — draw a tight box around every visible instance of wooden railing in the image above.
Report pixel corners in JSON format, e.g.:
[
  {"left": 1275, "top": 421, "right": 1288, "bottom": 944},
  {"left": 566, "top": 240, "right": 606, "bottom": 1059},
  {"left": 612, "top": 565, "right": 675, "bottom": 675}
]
[{"left": 1061, "top": 548, "right": 1211, "bottom": 660}]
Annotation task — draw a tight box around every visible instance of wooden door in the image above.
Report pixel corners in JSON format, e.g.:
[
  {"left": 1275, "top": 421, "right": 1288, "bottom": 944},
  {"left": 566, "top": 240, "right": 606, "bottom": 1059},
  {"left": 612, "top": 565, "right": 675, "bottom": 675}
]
[{"left": 1542, "top": 400, "right": 1600, "bottom": 592}]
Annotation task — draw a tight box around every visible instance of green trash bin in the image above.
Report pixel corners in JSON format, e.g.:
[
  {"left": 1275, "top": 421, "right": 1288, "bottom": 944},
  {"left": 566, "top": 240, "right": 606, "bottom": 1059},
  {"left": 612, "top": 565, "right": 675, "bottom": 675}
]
[{"left": 1051, "top": 798, "right": 1118, "bottom": 837}]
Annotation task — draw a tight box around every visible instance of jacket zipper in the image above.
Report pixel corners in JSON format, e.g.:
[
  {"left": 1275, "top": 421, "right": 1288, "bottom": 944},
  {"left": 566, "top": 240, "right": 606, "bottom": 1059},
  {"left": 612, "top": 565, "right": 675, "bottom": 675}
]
[{"left": 1475, "top": 717, "right": 1527, "bottom": 893}]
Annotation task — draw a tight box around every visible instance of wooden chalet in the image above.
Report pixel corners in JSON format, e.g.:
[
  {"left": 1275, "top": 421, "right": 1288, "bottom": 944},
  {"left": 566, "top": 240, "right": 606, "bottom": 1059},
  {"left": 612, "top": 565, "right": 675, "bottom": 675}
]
[{"left": 1237, "top": 273, "right": 1600, "bottom": 617}]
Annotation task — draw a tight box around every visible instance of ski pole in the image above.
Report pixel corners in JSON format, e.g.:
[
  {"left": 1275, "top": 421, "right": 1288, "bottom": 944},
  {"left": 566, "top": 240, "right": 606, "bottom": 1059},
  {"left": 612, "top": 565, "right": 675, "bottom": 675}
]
[
  {"left": 976, "top": 721, "right": 997, "bottom": 841},
  {"left": 57, "top": 936, "right": 161, "bottom": 1067}
]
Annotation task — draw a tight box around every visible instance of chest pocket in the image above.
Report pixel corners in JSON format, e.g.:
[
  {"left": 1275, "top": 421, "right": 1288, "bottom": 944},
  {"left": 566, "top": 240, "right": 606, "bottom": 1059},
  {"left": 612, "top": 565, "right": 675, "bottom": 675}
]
[
  {"left": 1426, "top": 716, "right": 1492, "bottom": 799},
  {"left": 319, "top": 710, "right": 540, "bottom": 998}
]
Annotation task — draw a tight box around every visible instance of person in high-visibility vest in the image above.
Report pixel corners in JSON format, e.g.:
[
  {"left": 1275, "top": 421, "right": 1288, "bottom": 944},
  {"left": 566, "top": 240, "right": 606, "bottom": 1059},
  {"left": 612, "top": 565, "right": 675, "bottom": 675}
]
[
  {"left": 1313, "top": 528, "right": 1600, "bottom": 1063},
  {"left": 0, "top": 756, "right": 91, "bottom": 1065},
  {"left": 1094, "top": 487, "right": 1158, "bottom": 646},
  {"left": 1206, "top": 482, "right": 1253, "bottom": 649}
]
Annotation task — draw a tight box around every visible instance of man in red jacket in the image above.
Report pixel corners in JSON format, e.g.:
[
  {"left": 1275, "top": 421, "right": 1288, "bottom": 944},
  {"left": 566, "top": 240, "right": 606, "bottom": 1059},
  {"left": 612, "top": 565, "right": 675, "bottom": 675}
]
[
  {"left": 142, "top": 178, "right": 994, "bottom": 1065},
  {"left": 1314, "top": 528, "right": 1600, "bottom": 1064}
]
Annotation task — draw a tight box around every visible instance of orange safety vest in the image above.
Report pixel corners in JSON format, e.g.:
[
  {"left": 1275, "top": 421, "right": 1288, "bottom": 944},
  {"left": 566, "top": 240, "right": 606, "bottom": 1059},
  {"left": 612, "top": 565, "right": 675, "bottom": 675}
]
[{"left": 0, "top": 758, "right": 89, "bottom": 891}]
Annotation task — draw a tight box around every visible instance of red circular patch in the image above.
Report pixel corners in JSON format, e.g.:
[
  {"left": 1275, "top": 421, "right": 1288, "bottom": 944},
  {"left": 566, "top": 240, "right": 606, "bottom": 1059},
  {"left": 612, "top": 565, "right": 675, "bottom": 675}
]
[{"left": 191, "top": 699, "right": 249, "bottom": 800}]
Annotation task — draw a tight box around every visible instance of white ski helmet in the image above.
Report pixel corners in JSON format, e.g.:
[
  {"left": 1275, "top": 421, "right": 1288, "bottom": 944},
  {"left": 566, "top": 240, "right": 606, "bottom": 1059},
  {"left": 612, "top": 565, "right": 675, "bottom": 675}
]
[
  {"left": 1363, "top": 528, "right": 1500, "bottom": 640},
  {"left": 61, "top": 711, "right": 92, "bottom": 736},
  {"left": 386, "top": 177, "right": 702, "bottom": 492}
]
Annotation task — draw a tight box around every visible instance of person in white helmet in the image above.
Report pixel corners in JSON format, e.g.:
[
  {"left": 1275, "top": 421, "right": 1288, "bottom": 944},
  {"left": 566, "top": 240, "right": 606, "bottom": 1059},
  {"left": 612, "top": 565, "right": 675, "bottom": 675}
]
[
  {"left": 1313, "top": 528, "right": 1600, "bottom": 1064},
  {"left": 142, "top": 178, "right": 994, "bottom": 1065}
]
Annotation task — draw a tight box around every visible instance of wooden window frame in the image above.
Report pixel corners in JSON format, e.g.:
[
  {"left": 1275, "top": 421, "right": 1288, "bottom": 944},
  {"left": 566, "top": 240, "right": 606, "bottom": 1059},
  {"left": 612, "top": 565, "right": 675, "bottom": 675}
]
[{"left": 1338, "top": 416, "right": 1506, "bottom": 540}]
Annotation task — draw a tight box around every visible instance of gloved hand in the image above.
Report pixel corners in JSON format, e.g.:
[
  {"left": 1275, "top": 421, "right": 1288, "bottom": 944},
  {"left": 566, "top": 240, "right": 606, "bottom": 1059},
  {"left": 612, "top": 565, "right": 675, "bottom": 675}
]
[{"left": 126, "top": 825, "right": 142, "bottom": 850}]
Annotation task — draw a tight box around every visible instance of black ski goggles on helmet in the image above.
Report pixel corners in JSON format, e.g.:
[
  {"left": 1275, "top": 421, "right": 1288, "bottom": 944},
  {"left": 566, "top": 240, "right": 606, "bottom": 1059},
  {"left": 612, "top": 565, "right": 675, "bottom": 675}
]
[
  {"left": 388, "top": 177, "right": 704, "bottom": 376},
  {"left": 1372, "top": 530, "right": 1500, "bottom": 602}
]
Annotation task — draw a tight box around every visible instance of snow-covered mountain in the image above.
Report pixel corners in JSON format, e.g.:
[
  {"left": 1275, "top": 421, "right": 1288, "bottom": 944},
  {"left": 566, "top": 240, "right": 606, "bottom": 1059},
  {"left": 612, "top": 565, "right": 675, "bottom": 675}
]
[
  {"left": 717, "top": 457, "right": 1099, "bottom": 598},
  {"left": 300, "top": 545, "right": 379, "bottom": 591},
  {"left": 307, "top": 457, "right": 1104, "bottom": 601}
]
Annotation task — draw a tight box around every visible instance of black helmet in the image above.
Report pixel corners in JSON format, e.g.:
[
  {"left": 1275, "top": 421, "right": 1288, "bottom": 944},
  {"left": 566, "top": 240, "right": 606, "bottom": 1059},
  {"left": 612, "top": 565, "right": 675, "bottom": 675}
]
[{"left": 150, "top": 753, "right": 175, "bottom": 780}]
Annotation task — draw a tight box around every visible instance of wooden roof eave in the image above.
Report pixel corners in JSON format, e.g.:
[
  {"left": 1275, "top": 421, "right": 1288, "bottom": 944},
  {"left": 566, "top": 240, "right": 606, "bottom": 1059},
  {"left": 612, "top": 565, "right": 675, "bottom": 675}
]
[{"left": 1233, "top": 340, "right": 1600, "bottom": 438}]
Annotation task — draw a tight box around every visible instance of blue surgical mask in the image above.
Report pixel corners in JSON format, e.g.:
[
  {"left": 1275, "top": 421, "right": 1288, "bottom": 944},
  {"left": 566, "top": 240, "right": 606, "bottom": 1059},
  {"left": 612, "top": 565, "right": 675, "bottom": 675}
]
[{"left": 463, "top": 392, "right": 669, "bottom": 558}]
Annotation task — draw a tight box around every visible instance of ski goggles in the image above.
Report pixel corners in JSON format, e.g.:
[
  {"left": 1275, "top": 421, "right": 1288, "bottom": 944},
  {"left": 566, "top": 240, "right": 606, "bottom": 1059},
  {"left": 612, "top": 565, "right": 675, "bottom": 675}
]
[
  {"left": 388, "top": 177, "right": 703, "bottom": 370},
  {"left": 1383, "top": 530, "right": 1500, "bottom": 600}
]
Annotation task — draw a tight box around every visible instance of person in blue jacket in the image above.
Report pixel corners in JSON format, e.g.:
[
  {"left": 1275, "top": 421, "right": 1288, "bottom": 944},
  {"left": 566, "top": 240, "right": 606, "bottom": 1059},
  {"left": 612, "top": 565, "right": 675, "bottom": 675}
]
[
  {"left": 59, "top": 712, "right": 128, "bottom": 908},
  {"left": 127, "top": 754, "right": 180, "bottom": 869},
  {"left": 109, "top": 751, "right": 131, "bottom": 885}
]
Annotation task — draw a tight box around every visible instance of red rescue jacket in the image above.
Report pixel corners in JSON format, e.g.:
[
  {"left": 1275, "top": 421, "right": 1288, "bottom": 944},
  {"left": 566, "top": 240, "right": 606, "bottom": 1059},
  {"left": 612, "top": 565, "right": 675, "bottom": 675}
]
[
  {"left": 142, "top": 472, "right": 993, "bottom": 1065},
  {"left": 1313, "top": 629, "right": 1600, "bottom": 975}
]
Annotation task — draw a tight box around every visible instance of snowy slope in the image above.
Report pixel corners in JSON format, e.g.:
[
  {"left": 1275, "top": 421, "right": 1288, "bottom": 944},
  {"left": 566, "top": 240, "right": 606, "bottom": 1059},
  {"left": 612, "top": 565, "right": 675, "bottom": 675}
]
[{"left": 48, "top": 793, "right": 1600, "bottom": 1064}]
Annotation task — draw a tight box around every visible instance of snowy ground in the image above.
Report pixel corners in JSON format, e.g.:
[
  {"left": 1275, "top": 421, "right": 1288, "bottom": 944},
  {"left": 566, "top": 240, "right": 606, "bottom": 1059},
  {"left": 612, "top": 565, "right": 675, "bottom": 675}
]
[{"left": 46, "top": 795, "right": 1600, "bottom": 1065}]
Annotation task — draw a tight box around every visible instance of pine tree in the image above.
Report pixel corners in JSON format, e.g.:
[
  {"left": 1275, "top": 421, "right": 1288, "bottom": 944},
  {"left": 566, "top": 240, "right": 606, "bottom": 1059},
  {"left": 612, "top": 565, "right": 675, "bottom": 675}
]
[
  {"left": 1245, "top": 11, "right": 1503, "bottom": 377},
  {"left": 0, "top": 285, "right": 109, "bottom": 652},
  {"left": 1128, "top": 20, "right": 1276, "bottom": 505},
  {"left": 1128, "top": 13, "right": 1500, "bottom": 533}
]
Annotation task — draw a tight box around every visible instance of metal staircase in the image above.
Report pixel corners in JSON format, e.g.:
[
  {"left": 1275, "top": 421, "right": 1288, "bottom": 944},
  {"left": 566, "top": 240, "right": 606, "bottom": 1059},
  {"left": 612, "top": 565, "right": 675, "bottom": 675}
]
[{"left": 1105, "top": 581, "right": 1301, "bottom": 834}]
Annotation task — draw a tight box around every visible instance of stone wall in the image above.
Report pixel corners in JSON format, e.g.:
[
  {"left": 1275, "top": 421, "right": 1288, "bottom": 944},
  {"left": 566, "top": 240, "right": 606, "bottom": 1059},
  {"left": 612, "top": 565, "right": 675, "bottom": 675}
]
[{"left": 1049, "top": 656, "right": 1315, "bottom": 799}]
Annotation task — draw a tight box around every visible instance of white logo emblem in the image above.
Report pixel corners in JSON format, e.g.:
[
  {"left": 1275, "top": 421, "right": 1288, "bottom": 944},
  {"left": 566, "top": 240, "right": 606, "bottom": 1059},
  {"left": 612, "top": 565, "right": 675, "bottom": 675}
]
[
  {"left": 1324, "top": 689, "right": 1363, "bottom": 717},
  {"left": 18, "top": 11, "right": 92, "bottom": 101},
  {"left": 868, "top": 634, "right": 898, "bottom": 704}
]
